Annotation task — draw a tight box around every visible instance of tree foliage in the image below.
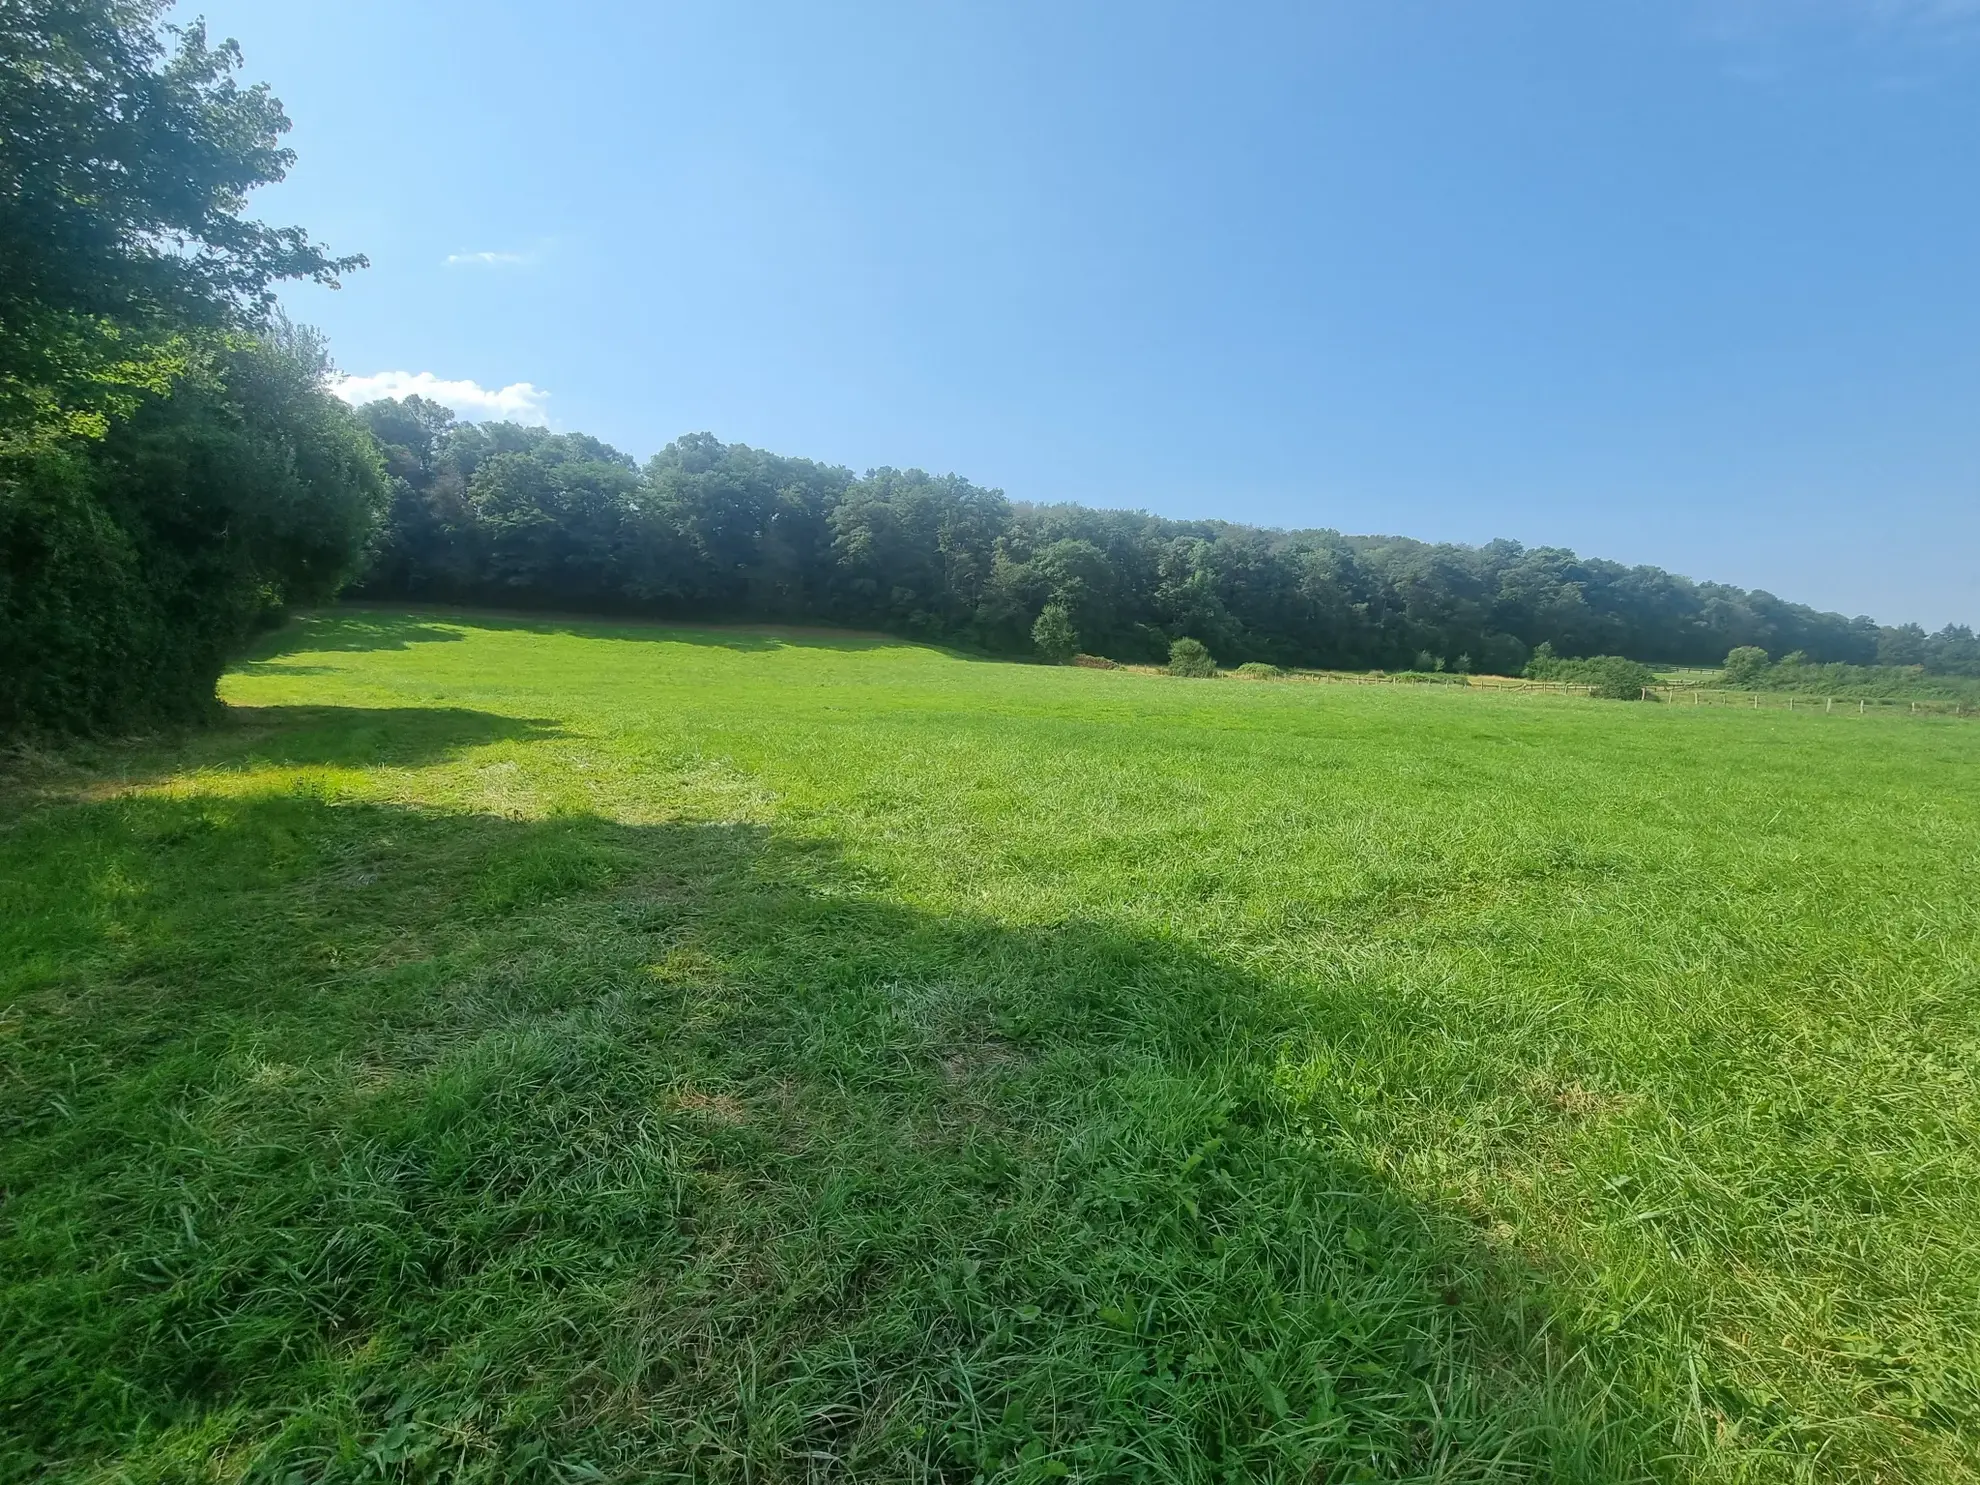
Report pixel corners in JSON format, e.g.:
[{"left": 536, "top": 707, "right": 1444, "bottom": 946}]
[
  {"left": 2, "top": 327, "right": 384, "bottom": 733},
  {"left": 1032, "top": 603, "right": 1078, "bottom": 663},
  {"left": 0, "top": 0, "right": 362, "bottom": 448},
  {"left": 1525, "top": 648, "right": 1661, "bottom": 700},
  {"left": 1721, "top": 646, "right": 1771, "bottom": 687},
  {"left": 1702, "top": 647, "right": 1980, "bottom": 705},
  {"left": 353, "top": 425, "right": 1973, "bottom": 683},
  {"left": 0, "top": 1, "right": 382, "bottom": 735}
]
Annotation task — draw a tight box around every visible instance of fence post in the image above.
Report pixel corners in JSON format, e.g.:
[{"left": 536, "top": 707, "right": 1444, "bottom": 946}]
[
  {"left": 1752, "top": 693, "right": 1759, "bottom": 709},
  {"left": 1826, "top": 697, "right": 1833, "bottom": 714},
  {"left": 1860, "top": 700, "right": 1865, "bottom": 715}
]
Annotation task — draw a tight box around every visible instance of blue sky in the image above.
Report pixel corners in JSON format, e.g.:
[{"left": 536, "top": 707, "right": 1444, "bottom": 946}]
[{"left": 180, "top": 0, "right": 1978, "bottom": 627}]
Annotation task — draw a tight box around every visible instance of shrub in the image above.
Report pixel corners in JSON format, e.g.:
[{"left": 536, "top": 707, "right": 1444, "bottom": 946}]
[
  {"left": 1071, "top": 654, "right": 1119, "bottom": 669},
  {"left": 1032, "top": 602, "right": 1078, "bottom": 663},
  {"left": 1234, "top": 662, "right": 1282, "bottom": 680},
  {"left": 1582, "top": 657, "right": 1660, "bottom": 700},
  {"left": 1, "top": 330, "right": 385, "bottom": 737},
  {"left": 1167, "top": 637, "right": 1217, "bottom": 677},
  {"left": 1722, "top": 646, "right": 1772, "bottom": 687},
  {"left": 1523, "top": 647, "right": 1660, "bottom": 700}
]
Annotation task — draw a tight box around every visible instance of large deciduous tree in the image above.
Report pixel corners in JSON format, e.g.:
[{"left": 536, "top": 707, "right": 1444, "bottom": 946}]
[
  {"left": 0, "top": 0, "right": 362, "bottom": 445},
  {"left": 0, "top": 0, "right": 383, "bottom": 735}
]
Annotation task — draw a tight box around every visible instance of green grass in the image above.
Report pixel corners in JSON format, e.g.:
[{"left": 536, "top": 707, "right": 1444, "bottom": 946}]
[{"left": 4, "top": 608, "right": 1979, "bottom": 1484}]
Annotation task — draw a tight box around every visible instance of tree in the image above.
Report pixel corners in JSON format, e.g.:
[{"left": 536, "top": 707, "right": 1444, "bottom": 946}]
[
  {"left": 1722, "top": 646, "right": 1771, "bottom": 687},
  {"left": 1925, "top": 625, "right": 1980, "bottom": 677},
  {"left": 1032, "top": 602, "right": 1077, "bottom": 663},
  {"left": 1878, "top": 623, "right": 1928, "bottom": 668},
  {"left": 468, "top": 431, "right": 643, "bottom": 607},
  {"left": 0, "top": 0, "right": 363, "bottom": 449},
  {"left": 0, "top": 0, "right": 380, "bottom": 735}
]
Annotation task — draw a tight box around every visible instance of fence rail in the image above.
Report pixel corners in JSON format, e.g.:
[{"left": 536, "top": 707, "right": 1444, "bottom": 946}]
[
  {"left": 1274, "top": 670, "right": 1974, "bottom": 717},
  {"left": 1645, "top": 687, "right": 1971, "bottom": 717}
]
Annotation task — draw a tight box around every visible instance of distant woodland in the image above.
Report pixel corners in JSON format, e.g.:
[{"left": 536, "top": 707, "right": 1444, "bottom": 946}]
[{"left": 355, "top": 405, "right": 1980, "bottom": 677}]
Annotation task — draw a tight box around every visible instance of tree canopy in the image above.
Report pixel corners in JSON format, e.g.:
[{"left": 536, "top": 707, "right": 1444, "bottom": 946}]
[
  {"left": 0, "top": 0, "right": 361, "bottom": 446},
  {"left": 353, "top": 420, "right": 1973, "bottom": 680},
  {"left": 1, "top": 0, "right": 382, "bottom": 734}
]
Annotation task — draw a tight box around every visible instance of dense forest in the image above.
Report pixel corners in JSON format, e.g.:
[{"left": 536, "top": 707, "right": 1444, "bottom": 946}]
[
  {"left": 353, "top": 407, "right": 1980, "bottom": 677},
  {"left": 3, "top": 0, "right": 1975, "bottom": 739}
]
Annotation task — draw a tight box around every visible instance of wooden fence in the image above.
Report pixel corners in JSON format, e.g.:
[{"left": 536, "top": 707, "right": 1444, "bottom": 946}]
[{"left": 1269, "top": 670, "right": 1974, "bottom": 718}]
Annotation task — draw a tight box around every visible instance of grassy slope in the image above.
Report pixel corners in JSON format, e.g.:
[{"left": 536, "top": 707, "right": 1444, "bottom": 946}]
[{"left": 4, "top": 610, "right": 1978, "bottom": 1484}]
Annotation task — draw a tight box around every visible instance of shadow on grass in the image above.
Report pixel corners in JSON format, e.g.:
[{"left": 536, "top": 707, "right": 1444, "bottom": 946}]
[
  {"left": 244, "top": 612, "right": 470, "bottom": 658},
  {"left": 251, "top": 604, "right": 1012, "bottom": 662},
  {"left": 0, "top": 715, "right": 1674, "bottom": 1483},
  {"left": 212, "top": 705, "right": 564, "bottom": 770}
]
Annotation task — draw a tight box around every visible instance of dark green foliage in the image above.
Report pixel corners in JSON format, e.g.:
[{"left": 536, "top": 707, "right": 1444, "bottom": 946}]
[
  {"left": 1708, "top": 649, "right": 1980, "bottom": 706},
  {"left": 1167, "top": 637, "right": 1217, "bottom": 677},
  {"left": 827, "top": 468, "right": 1005, "bottom": 637},
  {"left": 1525, "top": 649, "right": 1661, "bottom": 700},
  {"left": 0, "top": 1, "right": 381, "bottom": 736},
  {"left": 1031, "top": 602, "right": 1078, "bottom": 663},
  {"left": 1, "top": 329, "right": 385, "bottom": 734},
  {"left": 646, "top": 432, "right": 852, "bottom": 615},
  {"left": 353, "top": 424, "right": 1972, "bottom": 680},
  {"left": 1722, "top": 646, "right": 1772, "bottom": 687}
]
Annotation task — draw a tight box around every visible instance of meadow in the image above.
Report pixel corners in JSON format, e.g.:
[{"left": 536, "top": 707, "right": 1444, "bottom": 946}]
[{"left": 3, "top": 609, "right": 1978, "bottom": 1484}]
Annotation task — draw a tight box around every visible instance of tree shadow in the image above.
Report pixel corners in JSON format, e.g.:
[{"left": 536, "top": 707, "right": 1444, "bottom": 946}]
[
  {"left": 244, "top": 612, "right": 469, "bottom": 658},
  {"left": 0, "top": 706, "right": 563, "bottom": 805},
  {"left": 212, "top": 705, "right": 565, "bottom": 769},
  {"left": 319, "top": 604, "right": 922, "bottom": 656},
  {"left": 253, "top": 604, "right": 1014, "bottom": 663},
  {"left": 0, "top": 778, "right": 1678, "bottom": 1482}
]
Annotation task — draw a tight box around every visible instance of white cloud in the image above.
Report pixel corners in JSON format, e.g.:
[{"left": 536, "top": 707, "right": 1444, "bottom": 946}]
[
  {"left": 443, "top": 249, "right": 533, "bottom": 268},
  {"left": 331, "top": 370, "right": 551, "bottom": 425}
]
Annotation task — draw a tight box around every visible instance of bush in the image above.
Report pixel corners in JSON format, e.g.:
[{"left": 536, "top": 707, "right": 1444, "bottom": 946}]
[
  {"left": 1722, "top": 646, "right": 1771, "bottom": 687},
  {"left": 0, "top": 330, "right": 385, "bottom": 737},
  {"left": 1032, "top": 603, "right": 1078, "bottom": 663},
  {"left": 1524, "top": 647, "right": 1660, "bottom": 700},
  {"left": 1167, "top": 637, "right": 1218, "bottom": 677},
  {"left": 1583, "top": 657, "right": 1660, "bottom": 701},
  {"left": 1233, "top": 662, "right": 1282, "bottom": 679},
  {"left": 1071, "top": 653, "right": 1119, "bottom": 669}
]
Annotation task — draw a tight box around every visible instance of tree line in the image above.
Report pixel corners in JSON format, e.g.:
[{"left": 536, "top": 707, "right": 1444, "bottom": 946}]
[
  {"left": 4, "top": 0, "right": 1974, "bottom": 738},
  {"left": 352, "top": 406, "right": 1980, "bottom": 679}
]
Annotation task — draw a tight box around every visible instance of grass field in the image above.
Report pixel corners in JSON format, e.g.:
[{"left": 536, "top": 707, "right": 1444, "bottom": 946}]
[{"left": 4, "top": 609, "right": 1979, "bottom": 1484}]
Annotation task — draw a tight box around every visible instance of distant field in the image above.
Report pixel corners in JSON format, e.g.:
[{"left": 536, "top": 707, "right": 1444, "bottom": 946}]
[{"left": 5, "top": 609, "right": 1979, "bottom": 1483}]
